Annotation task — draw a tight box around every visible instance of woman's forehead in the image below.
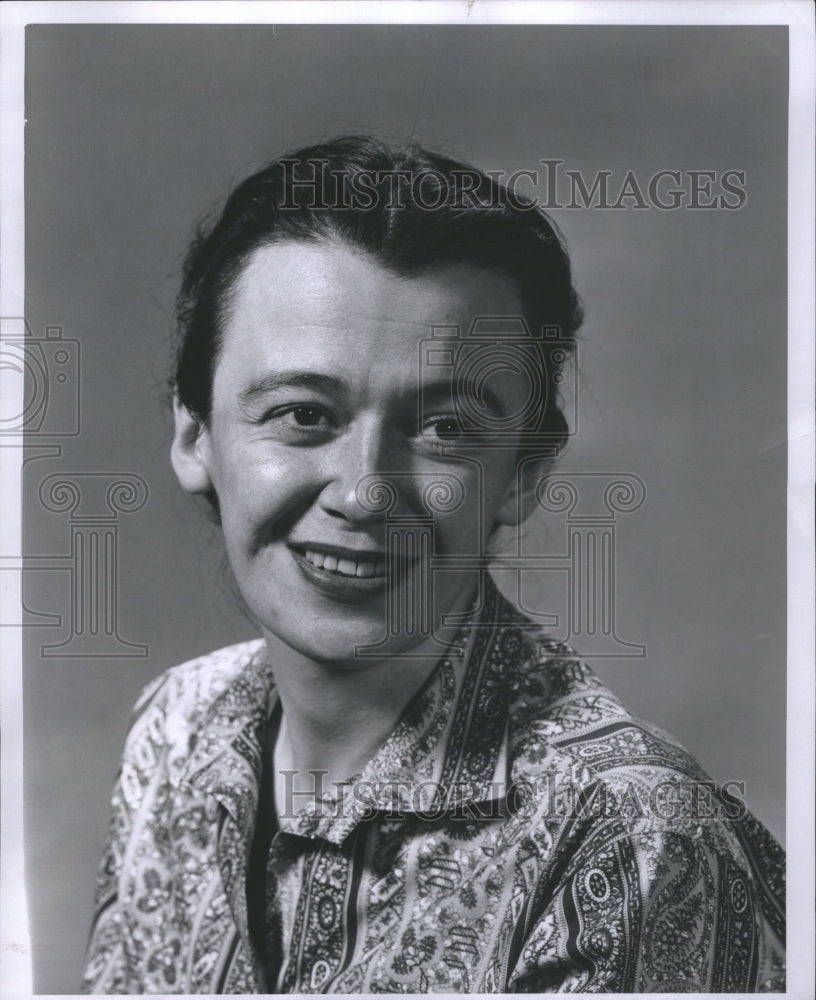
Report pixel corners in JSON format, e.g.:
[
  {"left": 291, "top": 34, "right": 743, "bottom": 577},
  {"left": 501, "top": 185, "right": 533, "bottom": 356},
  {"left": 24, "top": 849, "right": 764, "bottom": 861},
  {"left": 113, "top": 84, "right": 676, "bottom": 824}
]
[
  {"left": 213, "top": 243, "right": 532, "bottom": 407},
  {"left": 224, "top": 241, "right": 527, "bottom": 340}
]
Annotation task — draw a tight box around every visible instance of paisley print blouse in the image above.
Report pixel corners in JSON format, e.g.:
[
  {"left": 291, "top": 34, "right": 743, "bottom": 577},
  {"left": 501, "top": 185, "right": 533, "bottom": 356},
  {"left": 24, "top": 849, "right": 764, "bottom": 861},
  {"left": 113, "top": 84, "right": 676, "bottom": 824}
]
[{"left": 81, "top": 581, "right": 785, "bottom": 993}]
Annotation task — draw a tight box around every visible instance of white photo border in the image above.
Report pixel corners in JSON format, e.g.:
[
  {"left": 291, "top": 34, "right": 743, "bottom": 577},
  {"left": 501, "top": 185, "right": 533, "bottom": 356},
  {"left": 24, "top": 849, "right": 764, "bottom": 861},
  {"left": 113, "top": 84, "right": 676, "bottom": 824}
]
[{"left": 1, "top": 2, "right": 813, "bottom": 998}]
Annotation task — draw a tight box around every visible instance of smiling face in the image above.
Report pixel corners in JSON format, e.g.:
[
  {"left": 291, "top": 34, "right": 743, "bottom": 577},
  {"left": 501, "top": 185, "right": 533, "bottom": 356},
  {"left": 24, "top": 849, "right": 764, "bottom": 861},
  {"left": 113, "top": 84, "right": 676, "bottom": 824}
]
[{"left": 172, "top": 241, "right": 533, "bottom": 667}]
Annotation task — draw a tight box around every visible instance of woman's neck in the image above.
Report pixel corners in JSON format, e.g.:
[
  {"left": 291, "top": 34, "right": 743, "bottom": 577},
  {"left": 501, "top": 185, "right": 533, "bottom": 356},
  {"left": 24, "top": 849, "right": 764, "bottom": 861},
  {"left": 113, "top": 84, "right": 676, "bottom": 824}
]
[
  {"left": 263, "top": 630, "right": 444, "bottom": 786},
  {"left": 261, "top": 589, "right": 475, "bottom": 791}
]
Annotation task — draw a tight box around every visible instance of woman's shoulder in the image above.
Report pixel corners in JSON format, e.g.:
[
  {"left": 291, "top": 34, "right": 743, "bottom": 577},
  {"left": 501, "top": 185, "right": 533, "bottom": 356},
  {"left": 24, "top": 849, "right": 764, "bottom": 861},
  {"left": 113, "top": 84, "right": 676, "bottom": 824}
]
[
  {"left": 501, "top": 618, "right": 784, "bottom": 887},
  {"left": 120, "top": 638, "right": 268, "bottom": 769},
  {"left": 499, "top": 615, "right": 727, "bottom": 829},
  {"left": 133, "top": 637, "right": 267, "bottom": 718},
  {"left": 502, "top": 622, "right": 659, "bottom": 750}
]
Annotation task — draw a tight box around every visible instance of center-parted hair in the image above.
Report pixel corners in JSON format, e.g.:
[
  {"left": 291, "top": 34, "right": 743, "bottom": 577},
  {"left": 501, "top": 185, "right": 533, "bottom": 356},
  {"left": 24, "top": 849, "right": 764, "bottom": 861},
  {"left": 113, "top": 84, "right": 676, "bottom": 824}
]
[{"left": 173, "top": 135, "right": 582, "bottom": 454}]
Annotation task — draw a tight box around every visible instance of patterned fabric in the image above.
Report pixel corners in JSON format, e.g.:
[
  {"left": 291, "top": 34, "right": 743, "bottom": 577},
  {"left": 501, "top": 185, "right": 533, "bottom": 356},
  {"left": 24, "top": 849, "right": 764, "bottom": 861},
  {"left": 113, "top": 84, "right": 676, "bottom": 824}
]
[{"left": 81, "top": 580, "right": 785, "bottom": 993}]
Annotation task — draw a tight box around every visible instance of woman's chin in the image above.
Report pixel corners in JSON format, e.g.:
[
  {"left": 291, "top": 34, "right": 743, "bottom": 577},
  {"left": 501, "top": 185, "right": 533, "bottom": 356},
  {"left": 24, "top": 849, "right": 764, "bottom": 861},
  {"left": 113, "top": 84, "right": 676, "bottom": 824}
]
[{"left": 261, "top": 620, "right": 443, "bottom": 672}]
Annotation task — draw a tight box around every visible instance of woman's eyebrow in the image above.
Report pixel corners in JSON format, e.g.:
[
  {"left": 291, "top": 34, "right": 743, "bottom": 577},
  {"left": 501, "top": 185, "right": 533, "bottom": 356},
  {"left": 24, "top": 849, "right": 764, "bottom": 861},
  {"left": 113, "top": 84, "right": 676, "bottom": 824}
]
[
  {"left": 238, "top": 370, "right": 506, "bottom": 418},
  {"left": 420, "top": 376, "right": 507, "bottom": 417},
  {"left": 238, "top": 370, "right": 349, "bottom": 406}
]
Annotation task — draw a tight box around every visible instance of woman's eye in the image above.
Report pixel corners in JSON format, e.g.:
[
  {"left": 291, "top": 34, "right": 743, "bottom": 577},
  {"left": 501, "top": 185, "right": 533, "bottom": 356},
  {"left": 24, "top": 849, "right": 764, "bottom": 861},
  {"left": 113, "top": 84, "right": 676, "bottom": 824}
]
[
  {"left": 289, "top": 406, "right": 327, "bottom": 427},
  {"left": 263, "top": 404, "right": 335, "bottom": 434},
  {"left": 422, "top": 416, "right": 464, "bottom": 442}
]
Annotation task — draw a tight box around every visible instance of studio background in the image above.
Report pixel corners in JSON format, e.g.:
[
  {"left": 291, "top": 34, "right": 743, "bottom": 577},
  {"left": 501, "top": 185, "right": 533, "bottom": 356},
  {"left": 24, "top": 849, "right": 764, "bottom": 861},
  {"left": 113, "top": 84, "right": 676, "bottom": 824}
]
[{"left": 22, "top": 24, "right": 787, "bottom": 993}]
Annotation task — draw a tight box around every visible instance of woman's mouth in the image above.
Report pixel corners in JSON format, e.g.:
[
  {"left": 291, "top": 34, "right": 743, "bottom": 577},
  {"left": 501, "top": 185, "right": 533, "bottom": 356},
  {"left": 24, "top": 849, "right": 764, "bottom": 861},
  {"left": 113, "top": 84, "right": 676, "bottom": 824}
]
[
  {"left": 301, "top": 548, "right": 386, "bottom": 578},
  {"left": 289, "top": 543, "right": 404, "bottom": 600}
]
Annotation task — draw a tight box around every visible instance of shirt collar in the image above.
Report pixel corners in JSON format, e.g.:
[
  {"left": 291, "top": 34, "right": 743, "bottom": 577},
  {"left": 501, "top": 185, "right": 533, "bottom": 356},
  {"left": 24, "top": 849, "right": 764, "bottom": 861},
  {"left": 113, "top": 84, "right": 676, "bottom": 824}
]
[
  {"left": 179, "top": 648, "right": 277, "bottom": 824},
  {"left": 181, "top": 578, "right": 520, "bottom": 845}
]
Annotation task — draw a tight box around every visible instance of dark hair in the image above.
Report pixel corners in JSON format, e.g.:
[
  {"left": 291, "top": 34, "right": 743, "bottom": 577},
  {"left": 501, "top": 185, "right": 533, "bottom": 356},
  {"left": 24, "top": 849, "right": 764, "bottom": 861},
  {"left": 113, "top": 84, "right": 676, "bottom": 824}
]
[{"left": 173, "top": 135, "right": 582, "bottom": 455}]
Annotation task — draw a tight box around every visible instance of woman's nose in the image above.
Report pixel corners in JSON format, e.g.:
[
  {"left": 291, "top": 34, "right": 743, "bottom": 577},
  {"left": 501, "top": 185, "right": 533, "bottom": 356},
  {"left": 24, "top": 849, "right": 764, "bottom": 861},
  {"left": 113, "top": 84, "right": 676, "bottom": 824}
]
[{"left": 317, "top": 421, "right": 399, "bottom": 524}]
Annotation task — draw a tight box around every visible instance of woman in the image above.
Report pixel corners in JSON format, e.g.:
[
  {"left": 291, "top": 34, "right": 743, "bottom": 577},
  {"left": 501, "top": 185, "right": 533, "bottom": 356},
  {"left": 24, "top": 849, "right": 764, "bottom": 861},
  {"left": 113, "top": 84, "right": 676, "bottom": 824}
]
[{"left": 81, "top": 136, "right": 785, "bottom": 993}]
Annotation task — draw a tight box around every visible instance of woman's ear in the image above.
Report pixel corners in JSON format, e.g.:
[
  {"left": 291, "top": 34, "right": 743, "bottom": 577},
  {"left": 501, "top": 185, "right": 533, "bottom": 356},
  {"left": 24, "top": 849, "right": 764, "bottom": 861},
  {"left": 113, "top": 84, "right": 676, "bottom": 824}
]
[
  {"left": 170, "top": 396, "right": 214, "bottom": 494},
  {"left": 494, "top": 455, "right": 545, "bottom": 528}
]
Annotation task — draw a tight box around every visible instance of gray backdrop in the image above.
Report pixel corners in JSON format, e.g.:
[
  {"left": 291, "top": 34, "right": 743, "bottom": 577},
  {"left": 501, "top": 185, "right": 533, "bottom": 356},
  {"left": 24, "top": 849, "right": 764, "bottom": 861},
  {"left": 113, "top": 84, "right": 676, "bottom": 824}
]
[{"left": 23, "top": 24, "right": 787, "bottom": 993}]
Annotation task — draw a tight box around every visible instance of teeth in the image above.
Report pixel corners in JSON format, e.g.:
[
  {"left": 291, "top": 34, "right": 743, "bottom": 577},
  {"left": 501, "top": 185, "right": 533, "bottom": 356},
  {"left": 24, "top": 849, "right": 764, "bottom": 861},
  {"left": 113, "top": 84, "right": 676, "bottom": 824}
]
[{"left": 302, "top": 549, "right": 386, "bottom": 577}]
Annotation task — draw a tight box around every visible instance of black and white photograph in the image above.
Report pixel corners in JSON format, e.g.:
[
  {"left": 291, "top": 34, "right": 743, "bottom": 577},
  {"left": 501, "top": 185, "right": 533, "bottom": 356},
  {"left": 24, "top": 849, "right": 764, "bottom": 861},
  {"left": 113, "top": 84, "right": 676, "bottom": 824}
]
[{"left": 0, "top": 1, "right": 813, "bottom": 996}]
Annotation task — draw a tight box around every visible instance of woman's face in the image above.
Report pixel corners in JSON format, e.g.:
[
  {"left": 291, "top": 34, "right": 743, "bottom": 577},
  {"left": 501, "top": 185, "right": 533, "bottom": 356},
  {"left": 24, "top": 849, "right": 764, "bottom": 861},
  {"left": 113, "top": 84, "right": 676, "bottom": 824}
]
[{"left": 173, "top": 242, "right": 533, "bottom": 666}]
